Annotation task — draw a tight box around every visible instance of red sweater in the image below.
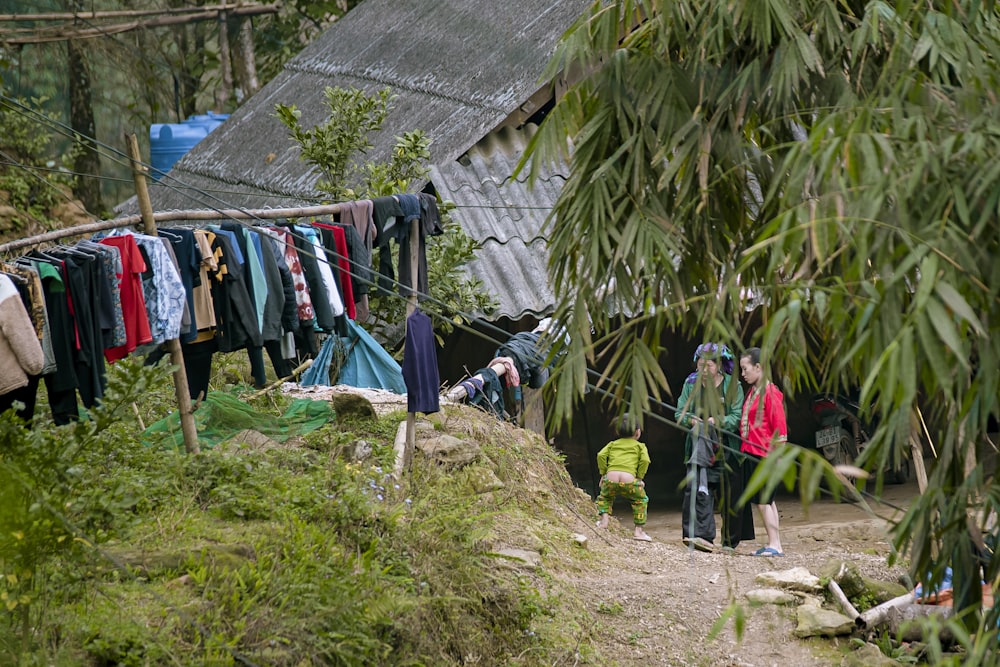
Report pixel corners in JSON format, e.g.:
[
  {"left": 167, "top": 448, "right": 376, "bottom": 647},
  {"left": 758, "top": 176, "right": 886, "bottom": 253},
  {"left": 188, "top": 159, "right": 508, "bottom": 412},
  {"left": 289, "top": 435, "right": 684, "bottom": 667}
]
[{"left": 740, "top": 382, "right": 787, "bottom": 457}]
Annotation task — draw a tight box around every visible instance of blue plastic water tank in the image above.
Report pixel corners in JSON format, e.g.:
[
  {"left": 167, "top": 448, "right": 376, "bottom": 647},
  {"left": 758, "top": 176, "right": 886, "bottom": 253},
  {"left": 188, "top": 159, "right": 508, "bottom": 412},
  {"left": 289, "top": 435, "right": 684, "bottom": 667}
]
[
  {"left": 182, "top": 111, "right": 230, "bottom": 134},
  {"left": 148, "top": 112, "right": 230, "bottom": 181}
]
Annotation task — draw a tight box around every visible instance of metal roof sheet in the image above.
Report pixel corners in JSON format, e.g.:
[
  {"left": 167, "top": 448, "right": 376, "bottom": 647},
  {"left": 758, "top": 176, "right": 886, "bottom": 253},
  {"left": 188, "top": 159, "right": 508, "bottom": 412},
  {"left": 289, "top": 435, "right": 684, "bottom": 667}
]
[
  {"left": 116, "top": 0, "right": 588, "bottom": 321},
  {"left": 431, "top": 124, "right": 566, "bottom": 320}
]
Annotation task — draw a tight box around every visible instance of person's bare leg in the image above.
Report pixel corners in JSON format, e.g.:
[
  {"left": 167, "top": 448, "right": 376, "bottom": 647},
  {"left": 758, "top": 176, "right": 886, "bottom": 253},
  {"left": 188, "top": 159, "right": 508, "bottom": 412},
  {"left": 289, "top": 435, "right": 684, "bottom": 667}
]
[
  {"left": 634, "top": 525, "right": 651, "bottom": 541},
  {"left": 598, "top": 513, "right": 609, "bottom": 529},
  {"left": 756, "top": 502, "right": 783, "bottom": 553}
]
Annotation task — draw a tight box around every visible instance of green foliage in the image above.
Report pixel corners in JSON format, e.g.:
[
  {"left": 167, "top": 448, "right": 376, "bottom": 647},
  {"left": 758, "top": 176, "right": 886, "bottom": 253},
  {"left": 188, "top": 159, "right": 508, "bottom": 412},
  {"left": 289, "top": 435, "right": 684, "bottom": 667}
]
[
  {"left": 276, "top": 85, "right": 496, "bottom": 353},
  {"left": 254, "top": 0, "right": 361, "bottom": 84},
  {"left": 3, "top": 363, "right": 598, "bottom": 665},
  {"left": 528, "top": 0, "right": 1000, "bottom": 651},
  {"left": 0, "top": 93, "right": 70, "bottom": 222},
  {"left": 276, "top": 87, "right": 396, "bottom": 200}
]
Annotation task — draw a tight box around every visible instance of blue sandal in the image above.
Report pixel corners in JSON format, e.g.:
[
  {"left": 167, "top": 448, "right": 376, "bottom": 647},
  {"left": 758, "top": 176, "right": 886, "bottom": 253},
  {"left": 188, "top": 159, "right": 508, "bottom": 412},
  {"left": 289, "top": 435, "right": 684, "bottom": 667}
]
[{"left": 753, "top": 546, "right": 785, "bottom": 557}]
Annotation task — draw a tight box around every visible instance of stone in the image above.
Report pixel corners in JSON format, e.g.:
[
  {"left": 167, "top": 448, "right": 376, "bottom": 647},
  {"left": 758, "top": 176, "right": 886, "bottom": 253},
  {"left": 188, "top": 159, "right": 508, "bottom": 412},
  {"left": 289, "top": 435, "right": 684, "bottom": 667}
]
[
  {"left": 571, "top": 533, "right": 588, "bottom": 548},
  {"left": 745, "top": 588, "right": 800, "bottom": 606},
  {"left": 330, "top": 392, "right": 376, "bottom": 418},
  {"left": 819, "top": 559, "right": 866, "bottom": 598},
  {"left": 465, "top": 466, "right": 505, "bottom": 494},
  {"left": 228, "top": 429, "right": 279, "bottom": 449},
  {"left": 416, "top": 434, "right": 481, "bottom": 467},
  {"left": 840, "top": 642, "right": 898, "bottom": 667},
  {"left": 755, "top": 567, "right": 824, "bottom": 593},
  {"left": 351, "top": 439, "right": 373, "bottom": 461},
  {"left": 494, "top": 548, "right": 542, "bottom": 569},
  {"left": 793, "top": 605, "right": 856, "bottom": 638}
]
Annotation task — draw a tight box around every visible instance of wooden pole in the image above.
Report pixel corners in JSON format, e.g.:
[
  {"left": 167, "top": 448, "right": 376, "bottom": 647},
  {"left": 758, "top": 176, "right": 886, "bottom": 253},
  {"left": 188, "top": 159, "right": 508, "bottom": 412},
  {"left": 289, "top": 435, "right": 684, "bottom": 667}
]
[
  {"left": 215, "top": 10, "right": 233, "bottom": 112},
  {"left": 0, "top": 203, "right": 345, "bottom": 254},
  {"left": 404, "top": 218, "right": 420, "bottom": 470},
  {"left": 126, "top": 133, "right": 200, "bottom": 455},
  {"left": 444, "top": 361, "right": 508, "bottom": 401}
]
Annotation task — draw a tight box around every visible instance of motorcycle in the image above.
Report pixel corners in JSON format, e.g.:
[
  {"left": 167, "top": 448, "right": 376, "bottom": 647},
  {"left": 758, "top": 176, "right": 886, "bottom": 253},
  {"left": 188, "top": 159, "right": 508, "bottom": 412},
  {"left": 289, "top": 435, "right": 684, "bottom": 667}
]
[{"left": 810, "top": 393, "right": 910, "bottom": 485}]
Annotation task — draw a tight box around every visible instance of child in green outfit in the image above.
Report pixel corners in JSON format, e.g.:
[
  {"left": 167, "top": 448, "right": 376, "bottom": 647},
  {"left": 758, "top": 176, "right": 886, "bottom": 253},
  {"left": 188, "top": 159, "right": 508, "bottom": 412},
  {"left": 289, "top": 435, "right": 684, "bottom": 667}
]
[{"left": 596, "top": 415, "right": 653, "bottom": 541}]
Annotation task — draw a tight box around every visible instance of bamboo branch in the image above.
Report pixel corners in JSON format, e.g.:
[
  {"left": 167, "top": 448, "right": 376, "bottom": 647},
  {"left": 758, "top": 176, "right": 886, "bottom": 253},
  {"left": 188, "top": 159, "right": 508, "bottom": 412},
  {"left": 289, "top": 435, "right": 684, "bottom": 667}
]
[
  {"left": 827, "top": 580, "right": 859, "bottom": 621},
  {"left": 0, "top": 203, "right": 345, "bottom": 254},
  {"left": 855, "top": 592, "right": 915, "bottom": 629},
  {"left": 246, "top": 359, "right": 314, "bottom": 400}
]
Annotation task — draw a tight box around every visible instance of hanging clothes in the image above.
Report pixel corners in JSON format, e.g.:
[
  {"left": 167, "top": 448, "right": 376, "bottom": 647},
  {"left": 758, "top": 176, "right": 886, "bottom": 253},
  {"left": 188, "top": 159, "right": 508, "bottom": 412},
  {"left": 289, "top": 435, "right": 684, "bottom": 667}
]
[
  {"left": 337, "top": 200, "right": 376, "bottom": 321},
  {"left": 207, "top": 231, "right": 262, "bottom": 354},
  {"left": 402, "top": 308, "right": 440, "bottom": 414},
  {"left": 100, "top": 233, "right": 153, "bottom": 362},
  {"left": 0, "top": 272, "right": 45, "bottom": 398},
  {"left": 135, "top": 234, "right": 186, "bottom": 344},
  {"left": 159, "top": 228, "right": 203, "bottom": 343},
  {"left": 3, "top": 261, "right": 57, "bottom": 374},
  {"left": 312, "top": 221, "right": 356, "bottom": 320}
]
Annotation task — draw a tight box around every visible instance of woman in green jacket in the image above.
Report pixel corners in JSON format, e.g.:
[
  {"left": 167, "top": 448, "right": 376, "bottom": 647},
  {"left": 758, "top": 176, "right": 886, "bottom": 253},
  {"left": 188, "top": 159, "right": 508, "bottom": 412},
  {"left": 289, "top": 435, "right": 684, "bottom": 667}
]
[{"left": 674, "top": 343, "right": 743, "bottom": 551}]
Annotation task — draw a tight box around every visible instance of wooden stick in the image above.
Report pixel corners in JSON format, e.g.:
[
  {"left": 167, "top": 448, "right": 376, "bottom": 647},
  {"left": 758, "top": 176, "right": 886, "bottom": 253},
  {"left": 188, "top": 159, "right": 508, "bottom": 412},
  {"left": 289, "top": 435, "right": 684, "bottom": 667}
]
[
  {"left": 0, "top": 203, "right": 346, "bottom": 254},
  {"left": 828, "top": 580, "right": 859, "bottom": 621},
  {"left": 128, "top": 133, "right": 200, "bottom": 455},
  {"left": 855, "top": 592, "right": 915, "bottom": 629},
  {"left": 246, "top": 359, "right": 314, "bottom": 400},
  {"left": 444, "top": 361, "right": 508, "bottom": 401}
]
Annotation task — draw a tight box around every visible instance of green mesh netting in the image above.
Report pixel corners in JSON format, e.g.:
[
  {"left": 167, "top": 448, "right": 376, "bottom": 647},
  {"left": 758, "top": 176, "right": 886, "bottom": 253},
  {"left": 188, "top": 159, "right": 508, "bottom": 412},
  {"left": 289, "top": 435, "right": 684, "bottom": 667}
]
[{"left": 142, "top": 390, "right": 333, "bottom": 449}]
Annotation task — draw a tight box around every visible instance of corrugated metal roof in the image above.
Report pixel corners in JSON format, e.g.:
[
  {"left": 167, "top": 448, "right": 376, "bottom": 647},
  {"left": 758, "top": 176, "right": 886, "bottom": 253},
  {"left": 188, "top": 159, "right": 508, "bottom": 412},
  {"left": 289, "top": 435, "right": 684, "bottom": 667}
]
[
  {"left": 118, "top": 0, "right": 589, "bottom": 214},
  {"left": 431, "top": 124, "right": 566, "bottom": 319},
  {"left": 115, "top": 0, "right": 586, "bottom": 321}
]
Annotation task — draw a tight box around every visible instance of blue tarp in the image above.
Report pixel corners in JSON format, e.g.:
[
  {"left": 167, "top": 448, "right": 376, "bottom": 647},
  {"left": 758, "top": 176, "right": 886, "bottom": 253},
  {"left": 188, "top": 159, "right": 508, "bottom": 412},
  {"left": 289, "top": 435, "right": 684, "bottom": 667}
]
[{"left": 301, "top": 320, "right": 406, "bottom": 394}]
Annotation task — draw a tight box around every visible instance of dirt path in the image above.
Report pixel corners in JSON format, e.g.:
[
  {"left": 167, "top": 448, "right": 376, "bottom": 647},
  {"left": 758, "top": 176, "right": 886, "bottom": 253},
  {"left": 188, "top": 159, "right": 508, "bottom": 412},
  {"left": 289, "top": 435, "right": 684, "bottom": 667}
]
[{"left": 567, "top": 482, "right": 917, "bottom": 666}]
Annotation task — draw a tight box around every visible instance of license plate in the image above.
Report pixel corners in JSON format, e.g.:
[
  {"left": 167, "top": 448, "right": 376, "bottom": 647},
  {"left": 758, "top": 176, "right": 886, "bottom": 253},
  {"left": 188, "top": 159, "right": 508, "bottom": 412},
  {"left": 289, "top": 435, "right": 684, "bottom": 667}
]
[{"left": 816, "top": 426, "right": 842, "bottom": 449}]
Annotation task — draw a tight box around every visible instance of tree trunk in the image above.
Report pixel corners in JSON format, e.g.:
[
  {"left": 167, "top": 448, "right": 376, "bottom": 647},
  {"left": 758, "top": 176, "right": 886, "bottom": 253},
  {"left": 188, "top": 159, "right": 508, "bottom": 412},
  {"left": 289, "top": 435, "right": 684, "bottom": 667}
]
[
  {"left": 228, "top": 16, "right": 260, "bottom": 101},
  {"left": 67, "top": 38, "right": 102, "bottom": 215},
  {"left": 215, "top": 10, "right": 233, "bottom": 111}
]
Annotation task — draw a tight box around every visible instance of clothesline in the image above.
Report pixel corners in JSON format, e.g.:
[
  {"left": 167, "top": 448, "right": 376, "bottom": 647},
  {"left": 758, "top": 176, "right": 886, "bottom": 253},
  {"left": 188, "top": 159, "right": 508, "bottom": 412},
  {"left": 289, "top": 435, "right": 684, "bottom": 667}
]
[{"left": 0, "top": 203, "right": 347, "bottom": 254}]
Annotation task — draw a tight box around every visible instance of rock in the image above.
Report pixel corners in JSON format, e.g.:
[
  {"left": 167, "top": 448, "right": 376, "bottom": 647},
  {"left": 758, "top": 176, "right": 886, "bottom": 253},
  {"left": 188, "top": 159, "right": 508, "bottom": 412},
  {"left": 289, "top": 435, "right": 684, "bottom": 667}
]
[
  {"left": 330, "top": 392, "right": 376, "bottom": 418},
  {"left": 793, "top": 605, "right": 856, "bottom": 637},
  {"left": 351, "top": 439, "right": 372, "bottom": 461},
  {"left": 228, "top": 429, "right": 279, "bottom": 449},
  {"left": 745, "top": 588, "right": 800, "bottom": 606},
  {"left": 795, "top": 593, "right": 826, "bottom": 608},
  {"left": 494, "top": 548, "right": 541, "bottom": 569},
  {"left": 840, "top": 642, "right": 898, "bottom": 667},
  {"left": 571, "top": 533, "right": 588, "bottom": 548},
  {"left": 51, "top": 199, "right": 95, "bottom": 227},
  {"left": 417, "top": 434, "right": 481, "bottom": 467},
  {"left": 819, "top": 559, "right": 866, "bottom": 598},
  {"left": 863, "top": 577, "right": 909, "bottom": 605},
  {"left": 465, "top": 466, "right": 505, "bottom": 494},
  {"left": 755, "top": 567, "right": 824, "bottom": 593}
]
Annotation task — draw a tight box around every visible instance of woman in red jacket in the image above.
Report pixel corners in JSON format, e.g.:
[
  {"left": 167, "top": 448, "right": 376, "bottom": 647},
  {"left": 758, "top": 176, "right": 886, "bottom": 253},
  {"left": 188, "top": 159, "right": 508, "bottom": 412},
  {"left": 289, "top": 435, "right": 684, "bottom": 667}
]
[{"left": 738, "top": 347, "right": 788, "bottom": 557}]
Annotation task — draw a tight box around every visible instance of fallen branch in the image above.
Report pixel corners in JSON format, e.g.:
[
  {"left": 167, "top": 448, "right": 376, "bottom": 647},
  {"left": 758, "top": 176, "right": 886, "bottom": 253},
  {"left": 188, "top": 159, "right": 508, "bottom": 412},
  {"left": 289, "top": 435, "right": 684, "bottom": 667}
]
[
  {"left": 886, "top": 604, "right": 954, "bottom": 642},
  {"left": 246, "top": 359, "right": 313, "bottom": 400},
  {"left": 828, "top": 580, "right": 859, "bottom": 620},
  {"left": 855, "top": 591, "right": 915, "bottom": 629}
]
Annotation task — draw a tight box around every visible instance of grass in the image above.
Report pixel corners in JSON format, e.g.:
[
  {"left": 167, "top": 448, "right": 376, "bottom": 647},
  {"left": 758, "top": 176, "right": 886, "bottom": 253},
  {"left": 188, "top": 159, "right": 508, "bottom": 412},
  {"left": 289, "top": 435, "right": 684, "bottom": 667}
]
[{"left": 0, "top": 354, "right": 607, "bottom": 666}]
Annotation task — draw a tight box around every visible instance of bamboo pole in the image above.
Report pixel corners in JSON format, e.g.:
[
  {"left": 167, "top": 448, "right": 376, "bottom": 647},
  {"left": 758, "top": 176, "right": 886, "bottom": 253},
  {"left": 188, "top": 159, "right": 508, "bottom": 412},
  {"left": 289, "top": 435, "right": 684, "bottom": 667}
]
[
  {"left": 0, "top": 203, "right": 345, "bottom": 254},
  {"left": 404, "top": 218, "right": 420, "bottom": 471},
  {"left": 127, "top": 133, "right": 200, "bottom": 455},
  {"left": 0, "top": 3, "right": 277, "bottom": 22},
  {"left": 827, "top": 580, "right": 859, "bottom": 621},
  {"left": 0, "top": 5, "right": 278, "bottom": 44}
]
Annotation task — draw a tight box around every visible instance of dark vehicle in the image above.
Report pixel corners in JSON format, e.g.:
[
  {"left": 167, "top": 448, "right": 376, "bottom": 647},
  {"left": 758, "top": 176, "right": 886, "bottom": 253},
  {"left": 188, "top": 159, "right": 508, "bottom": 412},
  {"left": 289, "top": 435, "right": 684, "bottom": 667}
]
[{"left": 810, "top": 393, "right": 910, "bottom": 484}]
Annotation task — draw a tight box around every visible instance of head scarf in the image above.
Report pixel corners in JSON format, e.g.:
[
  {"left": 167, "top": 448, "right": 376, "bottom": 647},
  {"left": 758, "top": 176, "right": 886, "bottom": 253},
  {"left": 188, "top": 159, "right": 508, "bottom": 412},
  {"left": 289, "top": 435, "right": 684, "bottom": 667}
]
[{"left": 692, "top": 342, "right": 735, "bottom": 376}]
